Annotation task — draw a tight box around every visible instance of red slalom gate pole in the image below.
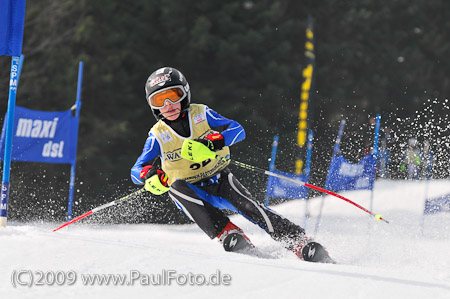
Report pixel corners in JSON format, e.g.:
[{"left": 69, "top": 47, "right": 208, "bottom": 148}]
[
  {"left": 223, "top": 157, "right": 389, "bottom": 224},
  {"left": 53, "top": 188, "right": 146, "bottom": 232}
]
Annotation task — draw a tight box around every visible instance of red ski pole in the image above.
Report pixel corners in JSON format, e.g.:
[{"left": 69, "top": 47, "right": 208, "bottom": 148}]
[
  {"left": 304, "top": 183, "right": 388, "bottom": 223},
  {"left": 222, "top": 157, "right": 389, "bottom": 223},
  {"left": 53, "top": 188, "right": 146, "bottom": 232}
]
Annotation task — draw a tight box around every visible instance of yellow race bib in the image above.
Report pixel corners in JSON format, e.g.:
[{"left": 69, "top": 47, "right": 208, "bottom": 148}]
[{"left": 150, "top": 104, "right": 230, "bottom": 185}]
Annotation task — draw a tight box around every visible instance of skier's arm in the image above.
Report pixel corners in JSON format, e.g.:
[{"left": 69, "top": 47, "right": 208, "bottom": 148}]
[
  {"left": 205, "top": 106, "right": 245, "bottom": 146},
  {"left": 131, "top": 133, "right": 161, "bottom": 184}
]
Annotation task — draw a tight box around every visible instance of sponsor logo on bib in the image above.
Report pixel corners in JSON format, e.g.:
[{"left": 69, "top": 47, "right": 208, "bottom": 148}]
[
  {"left": 193, "top": 113, "right": 206, "bottom": 124},
  {"left": 159, "top": 131, "right": 173, "bottom": 144}
]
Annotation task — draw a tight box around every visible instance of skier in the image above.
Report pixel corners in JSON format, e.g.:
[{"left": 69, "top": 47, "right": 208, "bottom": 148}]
[
  {"left": 131, "top": 67, "right": 334, "bottom": 263},
  {"left": 400, "top": 138, "right": 422, "bottom": 180}
]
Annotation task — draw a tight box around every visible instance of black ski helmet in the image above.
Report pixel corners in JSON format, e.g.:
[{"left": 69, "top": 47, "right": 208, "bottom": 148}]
[{"left": 145, "top": 67, "right": 191, "bottom": 120}]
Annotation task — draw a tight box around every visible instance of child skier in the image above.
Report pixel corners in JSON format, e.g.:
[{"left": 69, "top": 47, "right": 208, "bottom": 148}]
[{"left": 131, "top": 67, "right": 334, "bottom": 263}]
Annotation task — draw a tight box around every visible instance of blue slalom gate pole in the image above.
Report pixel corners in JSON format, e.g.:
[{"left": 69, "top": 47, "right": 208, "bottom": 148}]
[
  {"left": 372, "top": 115, "right": 381, "bottom": 160},
  {"left": 67, "top": 61, "right": 83, "bottom": 221},
  {"left": 302, "top": 130, "right": 313, "bottom": 228},
  {"left": 332, "top": 120, "right": 346, "bottom": 158},
  {"left": 314, "top": 119, "right": 346, "bottom": 236},
  {"left": 304, "top": 130, "right": 313, "bottom": 179},
  {"left": 265, "top": 135, "right": 279, "bottom": 207},
  {"left": 1, "top": 54, "right": 25, "bottom": 227},
  {"left": 421, "top": 150, "right": 434, "bottom": 234},
  {"left": 369, "top": 114, "right": 381, "bottom": 212}
]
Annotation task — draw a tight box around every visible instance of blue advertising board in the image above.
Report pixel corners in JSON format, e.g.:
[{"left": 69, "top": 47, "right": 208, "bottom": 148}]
[{"left": 1, "top": 106, "right": 78, "bottom": 164}]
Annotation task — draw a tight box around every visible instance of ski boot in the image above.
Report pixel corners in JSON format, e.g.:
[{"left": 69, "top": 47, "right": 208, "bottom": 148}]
[
  {"left": 218, "top": 221, "right": 254, "bottom": 253},
  {"left": 292, "top": 237, "right": 336, "bottom": 264}
]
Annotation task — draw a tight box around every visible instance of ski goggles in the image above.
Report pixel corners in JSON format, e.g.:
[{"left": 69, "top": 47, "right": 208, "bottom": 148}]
[{"left": 147, "top": 85, "right": 187, "bottom": 109}]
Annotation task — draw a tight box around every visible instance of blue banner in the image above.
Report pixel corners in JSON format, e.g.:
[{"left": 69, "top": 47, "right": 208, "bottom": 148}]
[
  {"left": 0, "top": 106, "right": 78, "bottom": 164},
  {"left": 324, "top": 153, "right": 376, "bottom": 191},
  {"left": 424, "top": 193, "right": 450, "bottom": 215},
  {"left": 266, "top": 170, "right": 308, "bottom": 200},
  {"left": 0, "top": 0, "right": 26, "bottom": 56}
]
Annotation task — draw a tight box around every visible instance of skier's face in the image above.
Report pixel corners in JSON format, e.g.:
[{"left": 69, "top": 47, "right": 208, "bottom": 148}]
[{"left": 160, "top": 101, "right": 181, "bottom": 121}]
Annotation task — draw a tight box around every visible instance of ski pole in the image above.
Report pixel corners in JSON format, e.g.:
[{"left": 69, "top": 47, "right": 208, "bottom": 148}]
[
  {"left": 218, "top": 156, "right": 389, "bottom": 224},
  {"left": 53, "top": 187, "right": 146, "bottom": 232}
]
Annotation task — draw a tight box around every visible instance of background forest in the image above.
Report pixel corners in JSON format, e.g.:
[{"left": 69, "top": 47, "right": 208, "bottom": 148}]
[{"left": 1, "top": 0, "right": 449, "bottom": 223}]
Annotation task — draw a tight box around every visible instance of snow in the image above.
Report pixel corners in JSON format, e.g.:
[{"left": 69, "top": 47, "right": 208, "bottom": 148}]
[{"left": 1, "top": 179, "right": 450, "bottom": 299}]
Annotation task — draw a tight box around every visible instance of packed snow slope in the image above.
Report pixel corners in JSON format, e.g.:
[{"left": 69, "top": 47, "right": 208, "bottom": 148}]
[{"left": 1, "top": 179, "right": 450, "bottom": 299}]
